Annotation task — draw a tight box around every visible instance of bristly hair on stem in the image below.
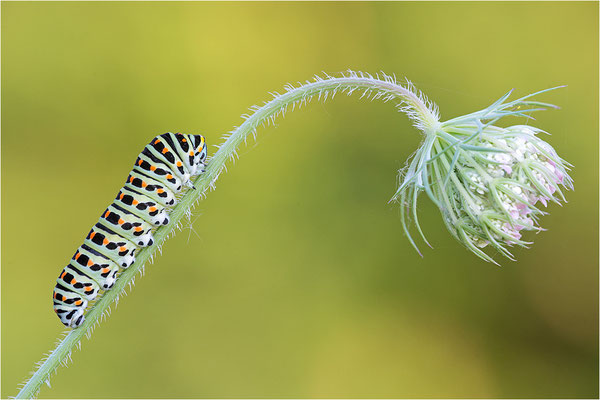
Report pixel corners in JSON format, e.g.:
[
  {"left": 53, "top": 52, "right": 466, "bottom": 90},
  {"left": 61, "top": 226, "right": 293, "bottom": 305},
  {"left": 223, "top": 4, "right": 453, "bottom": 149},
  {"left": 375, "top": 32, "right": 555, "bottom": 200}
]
[{"left": 15, "top": 71, "right": 442, "bottom": 399}]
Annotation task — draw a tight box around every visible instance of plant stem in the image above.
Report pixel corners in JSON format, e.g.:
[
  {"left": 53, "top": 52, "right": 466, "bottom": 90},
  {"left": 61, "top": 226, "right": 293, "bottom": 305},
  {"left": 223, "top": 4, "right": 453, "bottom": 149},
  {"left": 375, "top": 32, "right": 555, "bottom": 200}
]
[{"left": 16, "top": 73, "right": 437, "bottom": 399}]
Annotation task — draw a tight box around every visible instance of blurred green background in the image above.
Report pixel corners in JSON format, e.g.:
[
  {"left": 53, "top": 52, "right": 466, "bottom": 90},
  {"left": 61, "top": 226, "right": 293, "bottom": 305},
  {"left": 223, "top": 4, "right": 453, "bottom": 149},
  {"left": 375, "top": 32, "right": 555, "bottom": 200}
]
[{"left": 2, "top": 2, "right": 598, "bottom": 398}]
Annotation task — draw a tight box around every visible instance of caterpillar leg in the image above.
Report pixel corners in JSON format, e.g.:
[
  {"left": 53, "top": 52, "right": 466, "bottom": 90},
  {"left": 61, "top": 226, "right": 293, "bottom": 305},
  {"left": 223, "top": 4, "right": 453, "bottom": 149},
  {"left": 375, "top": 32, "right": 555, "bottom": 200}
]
[{"left": 186, "top": 180, "right": 197, "bottom": 190}]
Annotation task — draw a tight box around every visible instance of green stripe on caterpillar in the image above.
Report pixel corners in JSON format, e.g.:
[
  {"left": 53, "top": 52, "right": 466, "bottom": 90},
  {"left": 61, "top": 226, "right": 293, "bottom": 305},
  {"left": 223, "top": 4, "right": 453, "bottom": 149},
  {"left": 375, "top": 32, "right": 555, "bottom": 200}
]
[{"left": 52, "top": 132, "right": 207, "bottom": 328}]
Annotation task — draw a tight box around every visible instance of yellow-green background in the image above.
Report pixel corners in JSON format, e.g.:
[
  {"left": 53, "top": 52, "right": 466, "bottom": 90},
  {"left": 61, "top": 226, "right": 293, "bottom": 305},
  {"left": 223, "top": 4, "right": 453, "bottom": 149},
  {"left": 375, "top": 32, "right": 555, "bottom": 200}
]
[{"left": 2, "top": 2, "right": 598, "bottom": 398}]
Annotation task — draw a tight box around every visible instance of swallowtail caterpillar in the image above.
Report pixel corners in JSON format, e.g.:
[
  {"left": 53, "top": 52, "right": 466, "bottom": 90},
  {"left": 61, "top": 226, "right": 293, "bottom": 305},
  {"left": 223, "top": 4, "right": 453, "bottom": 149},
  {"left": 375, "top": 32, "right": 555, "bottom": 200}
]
[{"left": 52, "top": 132, "right": 207, "bottom": 328}]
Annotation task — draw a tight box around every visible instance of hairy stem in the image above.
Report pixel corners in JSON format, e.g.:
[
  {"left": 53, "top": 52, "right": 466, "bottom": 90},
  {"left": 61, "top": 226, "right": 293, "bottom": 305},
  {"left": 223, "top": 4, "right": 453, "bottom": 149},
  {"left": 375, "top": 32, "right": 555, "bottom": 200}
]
[{"left": 16, "top": 72, "right": 437, "bottom": 399}]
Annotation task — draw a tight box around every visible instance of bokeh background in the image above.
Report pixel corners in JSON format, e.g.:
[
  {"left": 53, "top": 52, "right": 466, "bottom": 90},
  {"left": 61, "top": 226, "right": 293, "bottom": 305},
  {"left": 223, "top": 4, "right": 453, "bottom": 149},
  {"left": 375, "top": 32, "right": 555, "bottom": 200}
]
[{"left": 2, "top": 2, "right": 598, "bottom": 398}]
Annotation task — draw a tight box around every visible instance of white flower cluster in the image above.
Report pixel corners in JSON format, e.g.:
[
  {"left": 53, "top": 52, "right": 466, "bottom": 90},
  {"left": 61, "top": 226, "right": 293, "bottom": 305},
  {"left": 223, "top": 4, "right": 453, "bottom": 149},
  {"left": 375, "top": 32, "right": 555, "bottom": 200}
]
[
  {"left": 394, "top": 86, "right": 572, "bottom": 263},
  {"left": 446, "top": 125, "right": 572, "bottom": 259}
]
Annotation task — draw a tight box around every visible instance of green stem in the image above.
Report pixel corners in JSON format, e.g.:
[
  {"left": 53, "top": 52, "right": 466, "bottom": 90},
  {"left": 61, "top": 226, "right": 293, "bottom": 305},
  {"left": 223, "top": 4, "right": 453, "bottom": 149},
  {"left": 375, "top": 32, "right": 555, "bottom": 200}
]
[{"left": 16, "top": 73, "right": 437, "bottom": 399}]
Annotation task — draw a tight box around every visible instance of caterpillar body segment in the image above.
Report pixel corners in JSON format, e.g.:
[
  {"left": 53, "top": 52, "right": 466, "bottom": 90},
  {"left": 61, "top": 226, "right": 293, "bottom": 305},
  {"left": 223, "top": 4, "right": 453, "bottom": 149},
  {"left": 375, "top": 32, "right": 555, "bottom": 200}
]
[
  {"left": 99, "top": 204, "right": 155, "bottom": 247},
  {"left": 53, "top": 283, "right": 88, "bottom": 309},
  {"left": 144, "top": 138, "right": 185, "bottom": 176},
  {"left": 85, "top": 224, "right": 137, "bottom": 268},
  {"left": 133, "top": 153, "right": 184, "bottom": 193},
  {"left": 70, "top": 245, "right": 120, "bottom": 290},
  {"left": 52, "top": 132, "right": 207, "bottom": 328},
  {"left": 124, "top": 170, "right": 177, "bottom": 207},
  {"left": 114, "top": 188, "right": 169, "bottom": 226},
  {"left": 56, "top": 265, "right": 101, "bottom": 300},
  {"left": 140, "top": 147, "right": 189, "bottom": 184}
]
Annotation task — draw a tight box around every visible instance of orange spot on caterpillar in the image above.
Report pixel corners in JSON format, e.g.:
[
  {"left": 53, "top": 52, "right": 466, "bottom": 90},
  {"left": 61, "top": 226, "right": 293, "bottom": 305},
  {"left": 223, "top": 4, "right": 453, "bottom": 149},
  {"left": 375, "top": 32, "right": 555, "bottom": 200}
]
[
  {"left": 134, "top": 227, "right": 143, "bottom": 232},
  {"left": 189, "top": 151, "right": 194, "bottom": 156},
  {"left": 71, "top": 279, "right": 77, "bottom": 285},
  {"left": 182, "top": 138, "right": 187, "bottom": 142},
  {"left": 149, "top": 206, "right": 157, "bottom": 212},
  {"left": 61, "top": 295, "right": 66, "bottom": 301},
  {"left": 154, "top": 139, "right": 160, "bottom": 144},
  {"left": 162, "top": 148, "right": 169, "bottom": 154},
  {"left": 129, "top": 176, "right": 134, "bottom": 182},
  {"left": 138, "top": 159, "right": 143, "bottom": 166},
  {"left": 85, "top": 286, "right": 93, "bottom": 292},
  {"left": 119, "top": 246, "right": 126, "bottom": 252},
  {"left": 75, "top": 300, "right": 82, "bottom": 306},
  {"left": 104, "top": 210, "right": 110, "bottom": 218},
  {"left": 119, "top": 193, "right": 124, "bottom": 199},
  {"left": 150, "top": 165, "right": 157, "bottom": 171},
  {"left": 102, "top": 268, "right": 110, "bottom": 273},
  {"left": 87, "top": 260, "right": 93, "bottom": 267},
  {"left": 132, "top": 199, "right": 139, "bottom": 205},
  {"left": 141, "top": 181, "right": 148, "bottom": 188},
  {"left": 176, "top": 161, "right": 182, "bottom": 167},
  {"left": 90, "top": 231, "right": 96, "bottom": 239},
  {"left": 157, "top": 189, "right": 164, "bottom": 194},
  {"left": 103, "top": 238, "right": 109, "bottom": 245},
  {"left": 61, "top": 271, "right": 66, "bottom": 279},
  {"left": 166, "top": 174, "right": 173, "bottom": 179},
  {"left": 118, "top": 218, "right": 125, "bottom": 225},
  {"left": 75, "top": 252, "right": 81, "bottom": 260}
]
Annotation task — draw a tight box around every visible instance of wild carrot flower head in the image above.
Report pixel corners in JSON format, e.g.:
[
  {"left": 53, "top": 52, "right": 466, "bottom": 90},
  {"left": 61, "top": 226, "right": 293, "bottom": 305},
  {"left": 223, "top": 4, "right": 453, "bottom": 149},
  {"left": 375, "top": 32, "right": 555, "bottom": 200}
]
[{"left": 392, "top": 87, "right": 573, "bottom": 264}]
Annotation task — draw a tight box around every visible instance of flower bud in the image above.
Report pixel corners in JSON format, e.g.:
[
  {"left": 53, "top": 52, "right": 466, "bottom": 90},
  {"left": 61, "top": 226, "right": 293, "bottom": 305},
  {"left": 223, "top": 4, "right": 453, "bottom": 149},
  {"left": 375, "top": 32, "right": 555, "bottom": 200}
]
[{"left": 393, "top": 88, "right": 572, "bottom": 263}]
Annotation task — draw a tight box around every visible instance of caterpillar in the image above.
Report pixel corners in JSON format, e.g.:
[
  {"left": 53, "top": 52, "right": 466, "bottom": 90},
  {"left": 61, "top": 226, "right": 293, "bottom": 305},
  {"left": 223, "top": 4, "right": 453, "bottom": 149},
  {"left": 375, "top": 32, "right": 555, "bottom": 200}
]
[{"left": 52, "top": 132, "right": 207, "bottom": 328}]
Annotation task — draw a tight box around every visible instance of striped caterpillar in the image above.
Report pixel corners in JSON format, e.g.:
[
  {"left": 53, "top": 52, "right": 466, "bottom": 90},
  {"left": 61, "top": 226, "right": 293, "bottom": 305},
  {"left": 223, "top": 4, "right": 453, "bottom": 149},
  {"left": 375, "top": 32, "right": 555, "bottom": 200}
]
[{"left": 52, "top": 132, "right": 207, "bottom": 328}]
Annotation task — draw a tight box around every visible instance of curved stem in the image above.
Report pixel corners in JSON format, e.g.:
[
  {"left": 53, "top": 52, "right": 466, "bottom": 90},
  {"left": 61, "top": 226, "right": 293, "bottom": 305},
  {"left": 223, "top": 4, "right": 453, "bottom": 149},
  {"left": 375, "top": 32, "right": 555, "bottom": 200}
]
[{"left": 16, "top": 72, "right": 437, "bottom": 399}]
